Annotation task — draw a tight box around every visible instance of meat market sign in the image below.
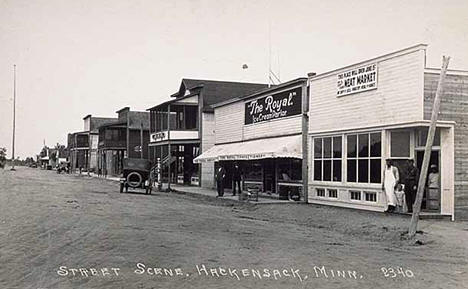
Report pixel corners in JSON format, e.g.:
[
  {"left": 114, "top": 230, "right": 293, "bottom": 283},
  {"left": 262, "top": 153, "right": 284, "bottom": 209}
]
[
  {"left": 245, "top": 87, "right": 302, "bottom": 125},
  {"left": 337, "top": 63, "right": 377, "bottom": 96}
]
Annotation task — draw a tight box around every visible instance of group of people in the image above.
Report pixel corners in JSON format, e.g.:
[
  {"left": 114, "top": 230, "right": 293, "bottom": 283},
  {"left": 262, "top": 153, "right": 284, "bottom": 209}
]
[
  {"left": 383, "top": 158, "right": 439, "bottom": 213},
  {"left": 215, "top": 163, "right": 242, "bottom": 197}
]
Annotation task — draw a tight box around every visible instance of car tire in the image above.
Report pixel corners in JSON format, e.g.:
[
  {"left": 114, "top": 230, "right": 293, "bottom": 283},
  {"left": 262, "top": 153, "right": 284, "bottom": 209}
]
[{"left": 127, "top": 172, "right": 143, "bottom": 188}]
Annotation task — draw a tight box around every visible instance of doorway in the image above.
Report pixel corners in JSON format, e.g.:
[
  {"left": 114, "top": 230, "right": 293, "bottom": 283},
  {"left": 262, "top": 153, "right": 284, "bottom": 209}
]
[{"left": 416, "top": 150, "right": 440, "bottom": 211}]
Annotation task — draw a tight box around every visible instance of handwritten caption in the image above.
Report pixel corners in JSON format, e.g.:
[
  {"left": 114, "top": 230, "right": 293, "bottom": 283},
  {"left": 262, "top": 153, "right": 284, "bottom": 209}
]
[{"left": 56, "top": 263, "right": 415, "bottom": 282}]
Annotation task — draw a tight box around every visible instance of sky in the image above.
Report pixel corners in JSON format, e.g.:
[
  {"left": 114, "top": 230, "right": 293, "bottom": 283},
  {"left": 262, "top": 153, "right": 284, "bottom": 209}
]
[{"left": 1, "top": 0, "right": 468, "bottom": 159}]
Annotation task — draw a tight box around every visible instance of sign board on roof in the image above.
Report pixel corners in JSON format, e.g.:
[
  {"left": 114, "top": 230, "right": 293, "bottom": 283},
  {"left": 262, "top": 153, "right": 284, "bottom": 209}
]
[
  {"left": 244, "top": 87, "right": 302, "bottom": 125},
  {"left": 337, "top": 63, "right": 378, "bottom": 96}
]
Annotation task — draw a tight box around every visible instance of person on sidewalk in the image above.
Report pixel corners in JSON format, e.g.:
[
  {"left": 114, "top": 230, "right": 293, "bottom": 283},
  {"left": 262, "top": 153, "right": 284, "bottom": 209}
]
[
  {"left": 382, "top": 159, "right": 400, "bottom": 213},
  {"left": 232, "top": 163, "right": 242, "bottom": 196},
  {"left": 215, "top": 165, "right": 226, "bottom": 197},
  {"left": 404, "top": 159, "right": 419, "bottom": 213}
]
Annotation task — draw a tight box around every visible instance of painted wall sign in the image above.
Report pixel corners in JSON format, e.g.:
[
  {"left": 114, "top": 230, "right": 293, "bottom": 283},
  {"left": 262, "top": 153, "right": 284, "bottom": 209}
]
[
  {"left": 245, "top": 87, "right": 302, "bottom": 125},
  {"left": 151, "top": 131, "right": 167, "bottom": 142},
  {"left": 337, "top": 63, "right": 378, "bottom": 96}
]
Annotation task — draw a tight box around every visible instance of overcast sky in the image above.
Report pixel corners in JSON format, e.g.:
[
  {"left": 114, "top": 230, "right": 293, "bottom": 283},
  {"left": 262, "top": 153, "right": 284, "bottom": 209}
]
[{"left": 1, "top": 0, "right": 467, "bottom": 158}]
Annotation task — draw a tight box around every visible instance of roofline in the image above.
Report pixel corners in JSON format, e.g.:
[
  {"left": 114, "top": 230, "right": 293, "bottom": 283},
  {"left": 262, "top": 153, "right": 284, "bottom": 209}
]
[
  {"left": 147, "top": 92, "right": 200, "bottom": 111},
  {"left": 116, "top": 107, "right": 130, "bottom": 114},
  {"left": 425, "top": 67, "right": 468, "bottom": 76},
  {"left": 83, "top": 114, "right": 92, "bottom": 120},
  {"left": 212, "top": 77, "right": 307, "bottom": 109},
  {"left": 309, "top": 43, "right": 428, "bottom": 81}
]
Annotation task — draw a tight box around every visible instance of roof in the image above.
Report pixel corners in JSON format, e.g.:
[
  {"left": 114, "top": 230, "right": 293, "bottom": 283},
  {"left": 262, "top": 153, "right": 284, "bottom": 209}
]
[{"left": 148, "top": 78, "right": 269, "bottom": 112}]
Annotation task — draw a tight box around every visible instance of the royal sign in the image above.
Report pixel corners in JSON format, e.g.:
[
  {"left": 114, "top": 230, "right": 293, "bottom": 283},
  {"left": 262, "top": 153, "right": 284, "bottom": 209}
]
[
  {"left": 337, "top": 63, "right": 378, "bottom": 96},
  {"left": 245, "top": 87, "right": 302, "bottom": 125}
]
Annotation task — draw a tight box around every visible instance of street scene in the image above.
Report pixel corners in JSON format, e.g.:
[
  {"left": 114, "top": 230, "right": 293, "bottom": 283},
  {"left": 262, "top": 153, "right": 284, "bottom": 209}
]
[
  {"left": 2, "top": 1, "right": 468, "bottom": 289},
  {"left": 1, "top": 167, "right": 467, "bottom": 289}
]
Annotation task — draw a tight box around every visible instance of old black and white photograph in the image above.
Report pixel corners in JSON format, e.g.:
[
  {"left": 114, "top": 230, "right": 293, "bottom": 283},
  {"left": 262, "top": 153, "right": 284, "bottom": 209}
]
[{"left": 1, "top": 1, "right": 467, "bottom": 288}]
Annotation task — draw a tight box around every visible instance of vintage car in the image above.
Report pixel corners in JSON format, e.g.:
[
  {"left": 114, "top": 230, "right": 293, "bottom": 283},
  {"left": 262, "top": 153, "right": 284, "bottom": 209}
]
[{"left": 120, "top": 158, "right": 152, "bottom": 194}]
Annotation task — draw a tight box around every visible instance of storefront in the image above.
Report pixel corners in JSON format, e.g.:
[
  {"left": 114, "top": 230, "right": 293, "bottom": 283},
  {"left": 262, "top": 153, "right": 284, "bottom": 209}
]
[
  {"left": 308, "top": 44, "right": 463, "bottom": 220},
  {"left": 194, "top": 78, "right": 308, "bottom": 200}
]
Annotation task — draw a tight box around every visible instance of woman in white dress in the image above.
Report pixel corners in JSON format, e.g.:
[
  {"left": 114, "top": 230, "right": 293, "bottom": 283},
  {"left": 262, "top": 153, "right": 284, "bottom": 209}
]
[{"left": 382, "top": 159, "right": 400, "bottom": 213}]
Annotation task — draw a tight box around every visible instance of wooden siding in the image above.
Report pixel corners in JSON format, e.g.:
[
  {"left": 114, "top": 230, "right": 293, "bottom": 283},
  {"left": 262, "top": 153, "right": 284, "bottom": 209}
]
[
  {"left": 425, "top": 72, "right": 468, "bottom": 220},
  {"left": 215, "top": 102, "right": 244, "bottom": 144},
  {"left": 243, "top": 116, "right": 301, "bottom": 140},
  {"left": 309, "top": 49, "right": 425, "bottom": 133},
  {"left": 201, "top": 112, "right": 215, "bottom": 188}
]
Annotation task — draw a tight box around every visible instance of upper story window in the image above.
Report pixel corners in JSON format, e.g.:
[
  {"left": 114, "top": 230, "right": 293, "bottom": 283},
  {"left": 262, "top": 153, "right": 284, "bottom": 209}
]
[
  {"left": 313, "top": 136, "right": 342, "bottom": 182},
  {"left": 347, "top": 132, "right": 381, "bottom": 184}
]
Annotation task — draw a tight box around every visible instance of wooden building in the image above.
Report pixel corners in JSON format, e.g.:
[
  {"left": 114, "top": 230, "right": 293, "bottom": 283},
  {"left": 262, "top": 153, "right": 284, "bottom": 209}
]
[
  {"left": 68, "top": 115, "right": 116, "bottom": 172},
  {"left": 97, "top": 107, "right": 149, "bottom": 176},
  {"left": 308, "top": 44, "right": 468, "bottom": 220},
  {"left": 147, "top": 79, "right": 268, "bottom": 187},
  {"left": 195, "top": 78, "right": 308, "bottom": 199}
]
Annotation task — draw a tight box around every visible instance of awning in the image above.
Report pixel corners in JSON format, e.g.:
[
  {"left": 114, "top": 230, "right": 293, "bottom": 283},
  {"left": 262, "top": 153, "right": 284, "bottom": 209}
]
[{"left": 194, "top": 134, "right": 302, "bottom": 163}]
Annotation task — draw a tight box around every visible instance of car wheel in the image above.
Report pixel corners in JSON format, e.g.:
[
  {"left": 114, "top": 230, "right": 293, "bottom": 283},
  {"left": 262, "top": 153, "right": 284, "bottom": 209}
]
[{"left": 127, "top": 172, "right": 142, "bottom": 188}]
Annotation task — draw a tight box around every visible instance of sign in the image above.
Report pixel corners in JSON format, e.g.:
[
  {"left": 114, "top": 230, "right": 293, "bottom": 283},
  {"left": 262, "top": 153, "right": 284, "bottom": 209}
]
[
  {"left": 337, "top": 63, "right": 378, "bottom": 96},
  {"left": 151, "top": 132, "right": 166, "bottom": 142},
  {"left": 244, "top": 87, "right": 302, "bottom": 125}
]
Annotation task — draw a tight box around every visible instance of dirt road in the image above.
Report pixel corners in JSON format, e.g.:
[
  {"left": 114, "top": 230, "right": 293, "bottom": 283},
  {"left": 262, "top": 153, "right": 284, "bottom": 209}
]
[{"left": 0, "top": 167, "right": 467, "bottom": 289}]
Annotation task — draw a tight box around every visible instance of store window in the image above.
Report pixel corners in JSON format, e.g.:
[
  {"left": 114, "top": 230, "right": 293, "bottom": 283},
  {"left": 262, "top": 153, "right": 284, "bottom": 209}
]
[
  {"left": 417, "top": 128, "right": 440, "bottom": 147},
  {"left": 347, "top": 132, "right": 381, "bottom": 184},
  {"left": 243, "top": 162, "right": 262, "bottom": 181},
  {"left": 313, "top": 136, "right": 342, "bottom": 182},
  {"left": 277, "top": 159, "right": 302, "bottom": 182},
  {"left": 390, "top": 131, "right": 410, "bottom": 158}
]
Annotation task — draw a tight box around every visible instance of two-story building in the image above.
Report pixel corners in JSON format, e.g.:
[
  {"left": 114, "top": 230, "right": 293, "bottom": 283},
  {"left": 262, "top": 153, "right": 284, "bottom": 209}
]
[
  {"left": 147, "top": 79, "right": 268, "bottom": 187},
  {"left": 194, "top": 78, "right": 308, "bottom": 199},
  {"left": 68, "top": 115, "right": 117, "bottom": 172},
  {"left": 308, "top": 44, "right": 468, "bottom": 220},
  {"left": 97, "top": 107, "right": 149, "bottom": 176}
]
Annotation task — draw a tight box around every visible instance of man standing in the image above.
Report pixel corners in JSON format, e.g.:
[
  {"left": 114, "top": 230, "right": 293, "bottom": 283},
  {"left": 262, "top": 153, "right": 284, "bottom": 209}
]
[
  {"left": 382, "top": 159, "right": 399, "bottom": 213},
  {"left": 405, "top": 159, "right": 419, "bottom": 213},
  {"left": 216, "top": 165, "right": 226, "bottom": 197},
  {"left": 232, "top": 163, "right": 242, "bottom": 196}
]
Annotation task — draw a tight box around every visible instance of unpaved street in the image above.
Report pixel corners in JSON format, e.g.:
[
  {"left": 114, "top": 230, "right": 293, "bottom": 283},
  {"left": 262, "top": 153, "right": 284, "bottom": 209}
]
[{"left": 0, "top": 167, "right": 467, "bottom": 289}]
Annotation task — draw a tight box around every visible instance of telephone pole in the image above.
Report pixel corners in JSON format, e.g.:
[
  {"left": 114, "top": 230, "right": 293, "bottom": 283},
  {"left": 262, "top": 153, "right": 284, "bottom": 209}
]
[{"left": 11, "top": 64, "right": 17, "bottom": 171}]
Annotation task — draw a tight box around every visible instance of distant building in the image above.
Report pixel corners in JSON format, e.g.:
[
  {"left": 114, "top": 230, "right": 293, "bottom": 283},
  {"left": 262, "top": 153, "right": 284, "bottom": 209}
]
[
  {"left": 147, "top": 79, "right": 269, "bottom": 187},
  {"left": 97, "top": 107, "right": 150, "bottom": 176},
  {"left": 68, "top": 115, "right": 117, "bottom": 172}
]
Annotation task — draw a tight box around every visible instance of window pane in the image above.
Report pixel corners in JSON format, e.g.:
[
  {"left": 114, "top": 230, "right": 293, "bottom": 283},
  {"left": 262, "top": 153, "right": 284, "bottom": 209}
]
[
  {"left": 323, "top": 160, "right": 331, "bottom": 181},
  {"left": 370, "top": 159, "right": 381, "bottom": 183},
  {"left": 370, "top": 133, "right": 381, "bottom": 157},
  {"left": 418, "top": 128, "right": 441, "bottom": 147},
  {"left": 333, "top": 137, "right": 342, "bottom": 158},
  {"left": 291, "top": 159, "right": 302, "bottom": 181},
  {"left": 323, "top": 138, "right": 332, "bottom": 158},
  {"left": 391, "top": 131, "right": 410, "bottom": 157},
  {"left": 347, "top": 160, "right": 356, "bottom": 182},
  {"left": 314, "top": 160, "right": 322, "bottom": 181},
  {"left": 314, "top": 138, "right": 322, "bottom": 158},
  {"left": 333, "top": 160, "right": 342, "bottom": 182},
  {"left": 358, "top": 159, "right": 369, "bottom": 183},
  {"left": 347, "top": 135, "right": 357, "bottom": 158},
  {"left": 358, "top": 134, "right": 369, "bottom": 157}
]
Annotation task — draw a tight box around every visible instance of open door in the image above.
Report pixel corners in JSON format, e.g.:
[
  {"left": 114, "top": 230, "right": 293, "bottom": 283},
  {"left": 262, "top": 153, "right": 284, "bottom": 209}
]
[{"left": 416, "top": 150, "right": 440, "bottom": 211}]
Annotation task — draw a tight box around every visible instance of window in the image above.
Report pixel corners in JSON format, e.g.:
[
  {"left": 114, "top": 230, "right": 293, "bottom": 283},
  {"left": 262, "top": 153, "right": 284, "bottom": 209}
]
[
  {"left": 328, "top": 189, "right": 338, "bottom": 198},
  {"left": 417, "top": 128, "right": 440, "bottom": 147},
  {"left": 277, "top": 159, "right": 302, "bottom": 181},
  {"left": 313, "top": 136, "right": 342, "bottom": 182},
  {"left": 316, "top": 188, "right": 325, "bottom": 197},
  {"left": 350, "top": 190, "right": 361, "bottom": 200},
  {"left": 364, "top": 191, "right": 377, "bottom": 202},
  {"left": 390, "top": 131, "right": 410, "bottom": 158},
  {"left": 347, "top": 132, "right": 381, "bottom": 184}
]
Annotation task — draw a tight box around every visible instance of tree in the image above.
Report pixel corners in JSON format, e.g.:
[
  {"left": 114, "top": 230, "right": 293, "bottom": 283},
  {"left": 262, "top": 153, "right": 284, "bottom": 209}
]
[{"left": 0, "top": 147, "right": 6, "bottom": 168}]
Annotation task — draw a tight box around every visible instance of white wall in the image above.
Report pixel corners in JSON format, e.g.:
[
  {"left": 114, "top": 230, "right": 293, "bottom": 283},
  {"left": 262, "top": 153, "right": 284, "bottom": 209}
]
[
  {"left": 201, "top": 112, "right": 215, "bottom": 188},
  {"left": 309, "top": 47, "right": 426, "bottom": 133}
]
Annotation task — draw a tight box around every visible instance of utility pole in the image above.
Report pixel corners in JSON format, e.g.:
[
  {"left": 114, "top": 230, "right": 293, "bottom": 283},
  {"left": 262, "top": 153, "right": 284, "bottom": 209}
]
[
  {"left": 11, "top": 64, "right": 16, "bottom": 171},
  {"left": 408, "top": 56, "right": 450, "bottom": 238},
  {"left": 140, "top": 122, "right": 144, "bottom": 159}
]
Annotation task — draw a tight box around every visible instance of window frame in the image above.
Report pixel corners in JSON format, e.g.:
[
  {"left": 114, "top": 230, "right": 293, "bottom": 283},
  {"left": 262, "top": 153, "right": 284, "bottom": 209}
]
[
  {"left": 313, "top": 136, "right": 342, "bottom": 182},
  {"left": 346, "top": 132, "right": 382, "bottom": 184}
]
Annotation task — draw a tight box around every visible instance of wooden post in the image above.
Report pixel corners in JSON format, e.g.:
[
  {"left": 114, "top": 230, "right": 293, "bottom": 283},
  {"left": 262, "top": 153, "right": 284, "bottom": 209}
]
[
  {"left": 301, "top": 79, "right": 309, "bottom": 202},
  {"left": 408, "top": 56, "right": 450, "bottom": 238},
  {"left": 140, "top": 122, "right": 144, "bottom": 159},
  {"left": 167, "top": 104, "right": 171, "bottom": 190}
]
